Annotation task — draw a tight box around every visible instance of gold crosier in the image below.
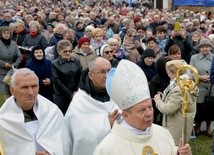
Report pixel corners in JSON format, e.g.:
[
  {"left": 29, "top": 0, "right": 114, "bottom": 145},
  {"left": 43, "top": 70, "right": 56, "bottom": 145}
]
[
  {"left": 0, "top": 141, "right": 4, "bottom": 155},
  {"left": 176, "top": 65, "right": 199, "bottom": 144}
]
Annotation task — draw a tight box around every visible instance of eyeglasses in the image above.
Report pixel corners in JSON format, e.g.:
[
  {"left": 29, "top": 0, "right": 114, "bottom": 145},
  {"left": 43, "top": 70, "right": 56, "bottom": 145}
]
[
  {"left": 62, "top": 50, "right": 72, "bottom": 53},
  {"left": 104, "top": 50, "right": 113, "bottom": 54}
]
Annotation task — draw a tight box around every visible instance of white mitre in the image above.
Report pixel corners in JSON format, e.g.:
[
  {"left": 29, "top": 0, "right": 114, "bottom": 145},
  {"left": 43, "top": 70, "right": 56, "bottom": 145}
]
[{"left": 106, "top": 60, "right": 150, "bottom": 110}]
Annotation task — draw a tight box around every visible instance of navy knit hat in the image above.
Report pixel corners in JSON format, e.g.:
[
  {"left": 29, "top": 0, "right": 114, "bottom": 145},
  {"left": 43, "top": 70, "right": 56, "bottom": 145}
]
[
  {"left": 100, "top": 18, "right": 108, "bottom": 25},
  {"left": 141, "top": 49, "right": 156, "bottom": 60}
]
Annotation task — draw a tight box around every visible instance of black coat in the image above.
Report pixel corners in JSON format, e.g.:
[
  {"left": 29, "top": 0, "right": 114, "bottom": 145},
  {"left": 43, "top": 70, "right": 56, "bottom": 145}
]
[
  {"left": 52, "top": 57, "right": 82, "bottom": 114},
  {"left": 136, "top": 59, "right": 157, "bottom": 83},
  {"left": 12, "top": 29, "right": 28, "bottom": 46},
  {"left": 149, "top": 57, "right": 171, "bottom": 125}
]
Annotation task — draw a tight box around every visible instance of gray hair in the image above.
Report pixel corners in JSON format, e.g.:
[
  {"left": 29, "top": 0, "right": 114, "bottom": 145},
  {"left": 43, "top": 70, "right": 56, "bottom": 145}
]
[
  {"left": 53, "top": 23, "right": 67, "bottom": 33},
  {"left": 57, "top": 39, "right": 72, "bottom": 53},
  {"left": 11, "top": 68, "right": 38, "bottom": 88},
  {"left": 88, "top": 57, "right": 108, "bottom": 72},
  {"left": 29, "top": 21, "right": 41, "bottom": 32},
  {"left": 107, "top": 38, "right": 120, "bottom": 46},
  {"left": 15, "top": 20, "right": 25, "bottom": 28}
]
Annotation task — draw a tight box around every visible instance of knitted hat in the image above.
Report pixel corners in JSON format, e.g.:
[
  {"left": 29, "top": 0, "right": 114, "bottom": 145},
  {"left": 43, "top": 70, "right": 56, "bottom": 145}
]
[
  {"left": 106, "top": 60, "right": 150, "bottom": 110},
  {"left": 78, "top": 37, "right": 90, "bottom": 48},
  {"left": 141, "top": 49, "right": 156, "bottom": 60},
  {"left": 47, "top": 23, "right": 54, "bottom": 28},
  {"left": 198, "top": 38, "right": 213, "bottom": 48}
]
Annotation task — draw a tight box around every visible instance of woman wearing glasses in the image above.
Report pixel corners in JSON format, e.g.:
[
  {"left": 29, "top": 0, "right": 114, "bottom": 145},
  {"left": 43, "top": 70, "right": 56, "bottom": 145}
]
[
  {"left": 52, "top": 39, "right": 82, "bottom": 114},
  {"left": 99, "top": 44, "right": 119, "bottom": 67}
]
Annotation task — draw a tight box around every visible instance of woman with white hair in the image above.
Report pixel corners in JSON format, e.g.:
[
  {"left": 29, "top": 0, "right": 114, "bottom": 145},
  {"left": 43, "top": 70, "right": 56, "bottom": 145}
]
[
  {"left": 107, "top": 37, "right": 126, "bottom": 61},
  {"left": 84, "top": 25, "right": 95, "bottom": 40},
  {"left": 22, "top": 21, "right": 48, "bottom": 62},
  {"left": 49, "top": 23, "right": 67, "bottom": 46}
]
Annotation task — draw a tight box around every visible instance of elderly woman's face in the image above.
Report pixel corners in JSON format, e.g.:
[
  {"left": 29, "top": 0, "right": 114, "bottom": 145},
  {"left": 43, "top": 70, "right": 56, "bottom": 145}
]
[
  {"left": 109, "top": 43, "right": 119, "bottom": 53},
  {"left": 192, "top": 33, "right": 200, "bottom": 43},
  {"left": 2, "top": 30, "right": 11, "bottom": 39},
  {"left": 80, "top": 42, "right": 90, "bottom": 53},
  {"left": 30, "top": 25, "right": 38, "bottom": 32},
  {"left": 85, "top": 29, "right": 92, "bottom": 38},
  {"left": 59, "top": 45, "right": 72, "bottom": 60},
  {"left": 34, "top": 49, "right": 44, "bottom": 60},
  {"left": 200, "top": 45, "right": 211, "bottom": 55},
  {"left": 56, "top": 26, "right": 66, "bottom": 35},
  {"left": 103, "top": 46, "right": 114, "bottom": 61}
]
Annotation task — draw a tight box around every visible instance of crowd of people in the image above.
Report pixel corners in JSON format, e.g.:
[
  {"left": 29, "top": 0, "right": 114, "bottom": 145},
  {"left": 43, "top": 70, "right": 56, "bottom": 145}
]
[{"left": 0, "top": 0, "right": 214, "bottom": 154}]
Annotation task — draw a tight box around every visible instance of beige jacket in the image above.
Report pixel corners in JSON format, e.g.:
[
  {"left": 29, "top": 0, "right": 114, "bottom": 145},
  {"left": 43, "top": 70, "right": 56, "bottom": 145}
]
[
  {"left": 155, "top": 82, "right": 198, "bottom": 145},
  {"left": 72, "top": 46, "right": 96, "bottom": 71}
]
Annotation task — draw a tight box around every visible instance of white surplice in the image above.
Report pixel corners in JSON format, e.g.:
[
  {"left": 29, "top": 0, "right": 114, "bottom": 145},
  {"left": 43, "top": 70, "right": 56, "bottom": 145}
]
[
  {"left": 65, "top": 89, "right": 119, "bottom": 155},
  {"left": 0, "top": 95, "right": 71, "bottom": 155}
]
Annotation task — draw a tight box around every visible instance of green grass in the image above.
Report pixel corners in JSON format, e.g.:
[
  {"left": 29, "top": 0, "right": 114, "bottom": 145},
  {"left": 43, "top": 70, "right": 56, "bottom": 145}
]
[
  {"left": 0, "top": 95, "right": 5, "bottom": 107},
  {"left": 189, "top": 134, "right": 213, "bottom": 155}
]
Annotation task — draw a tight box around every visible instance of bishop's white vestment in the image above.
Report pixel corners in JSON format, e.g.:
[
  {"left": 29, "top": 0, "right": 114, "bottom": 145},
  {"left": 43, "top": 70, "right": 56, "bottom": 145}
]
[{"left": 93, "top": 122, "right": 178, "bottom": 155}]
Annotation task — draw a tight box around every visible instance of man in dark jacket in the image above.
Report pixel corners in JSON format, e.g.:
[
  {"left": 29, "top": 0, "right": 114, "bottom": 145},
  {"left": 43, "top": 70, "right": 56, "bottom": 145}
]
[{"left": 165, "top": 22, "right": 193, "bottom": 63}]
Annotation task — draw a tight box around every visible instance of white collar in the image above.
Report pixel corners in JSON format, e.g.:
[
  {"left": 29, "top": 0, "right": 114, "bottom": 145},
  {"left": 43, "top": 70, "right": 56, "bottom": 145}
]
[{"left": 120, "top": 118, "right": 151, "bottom": 135}]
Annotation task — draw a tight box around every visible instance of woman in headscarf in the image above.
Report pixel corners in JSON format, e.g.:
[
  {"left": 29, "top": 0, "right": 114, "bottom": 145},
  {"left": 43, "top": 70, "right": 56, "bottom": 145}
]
[
  {"left": 99, "top": 44, "right": 119, "bottom": 67},
  {"left": 26, "top": 45, "right": 54, "bottom": 102}
]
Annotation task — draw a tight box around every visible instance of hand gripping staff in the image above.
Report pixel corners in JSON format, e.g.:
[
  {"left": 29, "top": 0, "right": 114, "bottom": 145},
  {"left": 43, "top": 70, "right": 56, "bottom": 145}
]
[{"left": 176, "top": 65, "right": 199, "bottom": 145}]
